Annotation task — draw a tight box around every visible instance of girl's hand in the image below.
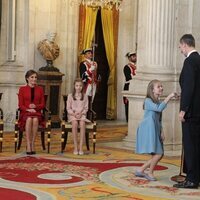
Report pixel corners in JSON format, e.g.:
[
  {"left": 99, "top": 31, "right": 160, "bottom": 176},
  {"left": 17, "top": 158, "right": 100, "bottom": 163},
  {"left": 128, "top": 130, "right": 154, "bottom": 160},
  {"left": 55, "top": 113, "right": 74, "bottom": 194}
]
[
  {"left": 170, "top": 92, "right": 176, "bottom": 98},
  {"left": 161, "top": 132, "right": 165, "bottom": 142},
  {"left": 169, "top": 92, "right": 179, "bottom": 99},
  {"left": 75, "top": 113, "right": 82, "bottom": 119}
]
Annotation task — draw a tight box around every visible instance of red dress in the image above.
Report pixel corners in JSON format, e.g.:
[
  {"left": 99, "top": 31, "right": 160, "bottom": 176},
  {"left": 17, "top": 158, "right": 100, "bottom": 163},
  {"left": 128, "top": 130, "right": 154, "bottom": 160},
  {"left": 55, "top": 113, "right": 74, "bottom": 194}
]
[{"left": 18, "top": 85, "right": 45, "bottom": 130}]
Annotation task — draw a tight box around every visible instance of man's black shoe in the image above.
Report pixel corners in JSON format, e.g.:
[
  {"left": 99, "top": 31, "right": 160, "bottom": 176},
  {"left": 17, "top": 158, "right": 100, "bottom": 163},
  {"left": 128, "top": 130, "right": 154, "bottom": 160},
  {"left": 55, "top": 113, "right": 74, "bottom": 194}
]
[{"left": 173, "top": 180, "right": 198, "bottom": 189}]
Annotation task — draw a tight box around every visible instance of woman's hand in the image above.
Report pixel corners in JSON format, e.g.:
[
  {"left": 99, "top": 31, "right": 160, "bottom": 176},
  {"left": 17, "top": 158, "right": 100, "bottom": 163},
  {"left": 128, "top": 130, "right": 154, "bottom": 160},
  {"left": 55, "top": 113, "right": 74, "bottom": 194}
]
[
  {"left": 29, "top": 103, "right": 36, "bottom": 109},
  {"left": 26, "top": 108, "right": 36, "bottom": 113}
]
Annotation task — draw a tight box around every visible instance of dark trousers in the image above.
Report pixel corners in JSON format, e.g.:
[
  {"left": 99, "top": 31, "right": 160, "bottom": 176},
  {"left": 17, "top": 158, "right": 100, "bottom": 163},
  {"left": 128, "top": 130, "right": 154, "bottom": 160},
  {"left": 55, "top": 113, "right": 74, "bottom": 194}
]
[
  {"left": 125, "top": 102, "right": 129, "bottom": 122},
  {"left": 182, "top": 121, "right": 200, "bottom": 184},
  {"left": 123, "top": 96, "right": 129, "bottom": 122}
]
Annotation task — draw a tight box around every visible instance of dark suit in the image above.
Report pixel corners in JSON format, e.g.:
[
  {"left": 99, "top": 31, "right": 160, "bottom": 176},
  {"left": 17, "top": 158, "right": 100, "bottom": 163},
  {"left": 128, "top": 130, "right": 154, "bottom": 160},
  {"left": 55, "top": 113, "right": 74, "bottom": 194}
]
[{"left": 179, "top": 51, "right": 200, "bottom": 185}]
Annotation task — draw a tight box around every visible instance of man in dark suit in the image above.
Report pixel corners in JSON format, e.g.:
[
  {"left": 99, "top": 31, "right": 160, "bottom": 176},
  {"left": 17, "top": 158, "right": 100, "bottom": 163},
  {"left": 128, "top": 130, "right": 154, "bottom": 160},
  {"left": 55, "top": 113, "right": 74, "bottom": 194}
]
[
  {"left": 173, "top": 34, "right": 200, "bottom": 189},
  {"left": 123, "top": 52, "right": 137, "bottom": 122}
]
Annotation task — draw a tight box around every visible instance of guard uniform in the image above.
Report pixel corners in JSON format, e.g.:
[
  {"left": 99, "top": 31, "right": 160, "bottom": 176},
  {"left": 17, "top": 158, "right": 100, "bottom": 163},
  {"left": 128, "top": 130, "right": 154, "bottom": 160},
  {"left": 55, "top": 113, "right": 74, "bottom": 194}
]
[
  {"left": 79, "top": 48, "right": 97, "bottom": 101},
  {"left": 123, "top": 52, "right": 136, "bottom": 122}
]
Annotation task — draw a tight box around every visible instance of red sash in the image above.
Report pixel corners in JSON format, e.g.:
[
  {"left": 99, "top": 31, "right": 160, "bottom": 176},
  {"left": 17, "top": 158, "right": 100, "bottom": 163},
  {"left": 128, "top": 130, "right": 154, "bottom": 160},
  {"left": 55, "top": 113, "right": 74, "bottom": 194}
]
[{"left": 128, "top": 63, "right": 136, "bottom": 76}]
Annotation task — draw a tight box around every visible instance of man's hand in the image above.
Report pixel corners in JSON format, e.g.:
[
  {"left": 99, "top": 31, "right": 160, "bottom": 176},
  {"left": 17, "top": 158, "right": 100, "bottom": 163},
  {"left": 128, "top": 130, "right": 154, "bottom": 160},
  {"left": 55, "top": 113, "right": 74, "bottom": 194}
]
[{"left": 179, "top": 111, "right": 185, "bottom": 122}]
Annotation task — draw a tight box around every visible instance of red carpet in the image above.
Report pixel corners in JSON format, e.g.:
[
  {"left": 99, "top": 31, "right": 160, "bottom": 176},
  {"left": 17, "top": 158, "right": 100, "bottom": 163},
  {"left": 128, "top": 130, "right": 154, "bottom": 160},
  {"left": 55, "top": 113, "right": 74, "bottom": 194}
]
[
  {"left": 0, "top": 156, "right": 167, "bottom": 199},
  {"left": 0, "top": 156, "right": 167, "bottom": 184},
  {"left": 0, "top": 188, "right": 36, "bottom": 200}
]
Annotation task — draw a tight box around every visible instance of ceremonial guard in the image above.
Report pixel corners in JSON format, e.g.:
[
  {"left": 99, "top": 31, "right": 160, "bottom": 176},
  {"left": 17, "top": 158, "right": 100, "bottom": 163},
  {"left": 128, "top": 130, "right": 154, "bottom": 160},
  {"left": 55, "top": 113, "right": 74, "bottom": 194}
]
[
  {"left": 79, "top": 48, "right": 98, "bottom": 102},
  {"left": 123, "top": 52, "right": 137, "bottom": 122}
]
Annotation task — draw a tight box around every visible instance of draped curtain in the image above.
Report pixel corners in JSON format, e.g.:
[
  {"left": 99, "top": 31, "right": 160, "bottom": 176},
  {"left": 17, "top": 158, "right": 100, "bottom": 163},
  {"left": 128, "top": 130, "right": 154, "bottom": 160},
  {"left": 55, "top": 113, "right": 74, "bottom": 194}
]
[
  {"left": 77, "top": 5, "right": 98, "bottom": 73},
  {"left": 101, "top": 8, "right": 119, "bottom": 119},
  {"left": 78, "top": 5, "right": 119, "bottom": 119}
]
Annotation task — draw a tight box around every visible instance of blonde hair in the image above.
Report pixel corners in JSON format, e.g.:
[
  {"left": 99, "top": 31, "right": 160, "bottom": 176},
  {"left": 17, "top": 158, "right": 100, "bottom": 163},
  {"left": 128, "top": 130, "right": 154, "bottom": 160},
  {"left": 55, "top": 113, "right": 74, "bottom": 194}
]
[
  {"left": 72, "top": 78, "right": 84, "bottom": 100},
  {"left": 146, "top": 79, "right": 161, "bottom": 103}
]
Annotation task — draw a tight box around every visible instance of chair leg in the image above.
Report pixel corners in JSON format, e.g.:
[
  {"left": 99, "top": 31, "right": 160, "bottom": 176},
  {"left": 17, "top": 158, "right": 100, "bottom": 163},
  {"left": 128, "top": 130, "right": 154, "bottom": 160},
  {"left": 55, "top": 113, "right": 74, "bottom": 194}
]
[
  {"left": 0, "top": 125, "right": 3, "bottom": 153},
  {"left": 62, "top": 131, "right": 68, "bottom": 152},
  {"left": 61, "top": 130, "right": 64, "bottom": 153},
  {"left": 0, "top": 132, "right": 2, "bottom": 153},
  {"left": 93, "top": 131, "right": 96, "bottom": 154},
  {"left": 61, "top": 131, "right": 67, "bottom": 153},
  {"left": 85, "top": 132, "right": 90, "bottom": 151},
  {"left": 0, "top": 112, "right": 3, "bottom": 153},
  {"left": 47, "top": 130, "right": 51, "bottom": 154},
  {"left": 17, "top": 131, "right": 23, "bottom": 150},
  {"left": 41, "top": 131, "right": 46, "bottom": 151}
]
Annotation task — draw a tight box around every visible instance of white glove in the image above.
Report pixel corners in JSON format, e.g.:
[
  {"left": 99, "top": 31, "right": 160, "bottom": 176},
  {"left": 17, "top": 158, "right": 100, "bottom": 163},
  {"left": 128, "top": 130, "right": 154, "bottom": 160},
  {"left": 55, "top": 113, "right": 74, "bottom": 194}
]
[{"left": 90, "top": 65, "right": 95, "bottom": 71}]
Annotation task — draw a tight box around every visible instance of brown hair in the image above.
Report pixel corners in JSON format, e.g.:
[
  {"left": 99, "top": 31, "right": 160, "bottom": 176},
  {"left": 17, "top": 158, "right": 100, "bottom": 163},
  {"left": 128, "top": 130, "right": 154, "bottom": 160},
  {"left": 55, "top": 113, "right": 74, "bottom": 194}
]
[
  {"left": 146, "top": 79, "right": 161, "bottom": 103},
  {"left": 72, "top": 78, "right": 84, "bottom": 100},
  {"left": 180, "top": 34, "right": 195, "bottom": 47},
  {"left": 25, "top": 70, "right": 38, "bottom": 83}
]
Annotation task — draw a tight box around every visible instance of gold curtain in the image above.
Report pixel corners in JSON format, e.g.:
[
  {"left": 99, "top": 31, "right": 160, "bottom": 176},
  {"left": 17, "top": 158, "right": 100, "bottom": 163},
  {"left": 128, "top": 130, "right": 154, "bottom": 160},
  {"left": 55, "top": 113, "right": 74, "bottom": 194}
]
[
  {"left": 77, "top": 5, "right": 98, "bottom": 76},
  {"left": 101, "top": 8, "right": 119, "bottom": 119}
]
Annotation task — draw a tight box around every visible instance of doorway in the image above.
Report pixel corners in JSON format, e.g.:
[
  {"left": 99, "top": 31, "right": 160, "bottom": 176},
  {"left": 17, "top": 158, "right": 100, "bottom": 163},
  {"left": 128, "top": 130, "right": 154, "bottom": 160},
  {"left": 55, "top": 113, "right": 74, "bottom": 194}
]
[{"left": 93, "top": 10, "right": 109, "bottom": 120}]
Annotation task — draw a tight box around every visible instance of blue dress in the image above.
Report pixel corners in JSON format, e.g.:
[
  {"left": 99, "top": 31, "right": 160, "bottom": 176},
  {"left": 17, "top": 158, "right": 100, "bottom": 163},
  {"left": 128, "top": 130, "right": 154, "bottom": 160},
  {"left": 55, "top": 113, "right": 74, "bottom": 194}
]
[{"left": 136, "top": 98, "right": 167, "bottom": 155}]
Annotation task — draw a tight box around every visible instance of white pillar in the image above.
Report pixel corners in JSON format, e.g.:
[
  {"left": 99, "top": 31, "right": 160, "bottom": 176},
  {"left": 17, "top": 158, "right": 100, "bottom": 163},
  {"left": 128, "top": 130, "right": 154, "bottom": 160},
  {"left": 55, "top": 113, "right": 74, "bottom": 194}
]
[
  {"left": 123, "top": 0, "right": 182, "bottom": 153},
  {"left": 117, "top": 0, "right": 138, "bottom": 120},
  {"left": 138, "top": 0, "right": 176, "bottom": 73}
]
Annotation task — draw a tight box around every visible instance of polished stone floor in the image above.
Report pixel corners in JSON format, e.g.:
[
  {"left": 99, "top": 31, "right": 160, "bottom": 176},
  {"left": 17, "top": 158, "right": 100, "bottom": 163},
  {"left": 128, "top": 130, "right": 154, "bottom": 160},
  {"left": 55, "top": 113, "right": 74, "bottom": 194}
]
[{"left": 97, "top": 120, "right": 181, "bottom": 157}]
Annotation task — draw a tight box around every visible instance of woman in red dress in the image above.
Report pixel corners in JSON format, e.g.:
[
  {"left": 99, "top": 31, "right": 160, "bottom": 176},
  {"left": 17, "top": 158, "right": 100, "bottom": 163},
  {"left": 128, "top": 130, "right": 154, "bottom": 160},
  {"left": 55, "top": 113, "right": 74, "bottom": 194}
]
[{"left": 18, "top": 70, "right": 45, "bottom": 154}]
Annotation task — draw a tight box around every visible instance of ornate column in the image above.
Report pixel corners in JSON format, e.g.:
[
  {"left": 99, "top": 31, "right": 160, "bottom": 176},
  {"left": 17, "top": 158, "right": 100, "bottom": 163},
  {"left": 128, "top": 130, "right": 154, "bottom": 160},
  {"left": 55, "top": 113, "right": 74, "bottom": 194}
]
[
  {"left": 138, "top": 0, "right": 176, "bottom": 74},
  {"left": 123, "top": 0, "right": 182, "bottom": 152}
]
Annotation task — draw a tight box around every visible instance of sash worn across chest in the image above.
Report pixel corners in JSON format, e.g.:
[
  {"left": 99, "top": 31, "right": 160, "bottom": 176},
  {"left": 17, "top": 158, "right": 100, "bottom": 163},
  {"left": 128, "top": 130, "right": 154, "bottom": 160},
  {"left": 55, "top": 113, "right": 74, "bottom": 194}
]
[{"left": 128, "top": 63, "right": 136, "bottom": 76}]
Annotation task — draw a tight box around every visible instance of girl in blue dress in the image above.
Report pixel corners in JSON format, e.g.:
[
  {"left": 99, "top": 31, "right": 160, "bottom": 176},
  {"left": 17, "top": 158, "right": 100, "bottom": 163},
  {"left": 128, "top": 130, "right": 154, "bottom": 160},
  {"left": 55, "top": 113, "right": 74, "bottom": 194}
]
[{"left": 135, "top": 79, "right": 177, "bottom": 181}]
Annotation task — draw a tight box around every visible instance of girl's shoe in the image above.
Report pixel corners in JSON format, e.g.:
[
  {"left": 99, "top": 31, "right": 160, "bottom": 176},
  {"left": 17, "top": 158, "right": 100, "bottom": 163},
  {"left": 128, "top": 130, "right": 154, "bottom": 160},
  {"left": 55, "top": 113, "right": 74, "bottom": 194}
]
[
  {"left": 79, "top": 151, "right": 84, "bottom": 155},
  {"left": 73, "top": 151, "right": 78, "bottom": 155},
  {"left": 144, "top": 174, "right": 157, "bottom": 181},
  {"left": 135, "top": 170, "right": 146, "bottom": 177}
]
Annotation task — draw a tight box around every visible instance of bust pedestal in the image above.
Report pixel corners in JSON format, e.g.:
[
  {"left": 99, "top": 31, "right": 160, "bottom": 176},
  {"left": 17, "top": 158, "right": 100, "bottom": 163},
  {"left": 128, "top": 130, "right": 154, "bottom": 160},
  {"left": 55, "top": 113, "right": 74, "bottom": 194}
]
[{"left": 37, "top": 71, "right": 64, "bottom": 128}]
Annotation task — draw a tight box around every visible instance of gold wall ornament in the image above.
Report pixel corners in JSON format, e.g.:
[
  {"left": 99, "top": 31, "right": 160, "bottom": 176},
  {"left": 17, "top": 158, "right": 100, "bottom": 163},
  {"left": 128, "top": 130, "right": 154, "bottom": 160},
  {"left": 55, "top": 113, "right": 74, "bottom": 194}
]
[{"left": 70, "top": 0, "right": 123, "bottom": 10}]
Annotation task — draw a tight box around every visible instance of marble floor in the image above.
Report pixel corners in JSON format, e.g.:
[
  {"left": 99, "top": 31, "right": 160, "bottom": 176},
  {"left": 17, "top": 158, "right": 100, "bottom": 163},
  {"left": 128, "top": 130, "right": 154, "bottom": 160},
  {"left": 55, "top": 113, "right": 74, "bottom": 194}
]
[{"left": 97, "top": 119, "right": 181, "bottom": 157}]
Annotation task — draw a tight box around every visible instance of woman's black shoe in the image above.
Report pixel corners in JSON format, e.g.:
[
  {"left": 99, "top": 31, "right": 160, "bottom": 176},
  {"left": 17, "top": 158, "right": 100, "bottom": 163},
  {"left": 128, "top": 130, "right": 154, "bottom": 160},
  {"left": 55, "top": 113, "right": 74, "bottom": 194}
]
[
  {"left": 26, "top": 152, "right": 32, "bottom": 155},
  {"left": 31, "top": 151, "right": 36, "bottom": 155}
]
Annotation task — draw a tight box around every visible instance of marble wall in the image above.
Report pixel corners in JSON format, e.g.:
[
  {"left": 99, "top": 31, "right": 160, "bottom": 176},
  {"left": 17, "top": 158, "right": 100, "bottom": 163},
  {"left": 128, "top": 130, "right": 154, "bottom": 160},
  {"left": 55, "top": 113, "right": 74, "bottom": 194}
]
[{"left": 0, "top": 0, "right": 79, "bottom": 130}]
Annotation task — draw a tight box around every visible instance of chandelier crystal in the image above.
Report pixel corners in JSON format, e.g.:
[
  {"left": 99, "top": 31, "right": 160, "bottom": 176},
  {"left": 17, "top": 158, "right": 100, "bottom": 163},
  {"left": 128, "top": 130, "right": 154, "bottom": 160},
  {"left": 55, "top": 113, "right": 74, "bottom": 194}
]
[{"left": 70, "top": 0, "right": 123, "bottom": 10}]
